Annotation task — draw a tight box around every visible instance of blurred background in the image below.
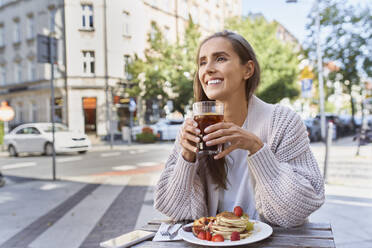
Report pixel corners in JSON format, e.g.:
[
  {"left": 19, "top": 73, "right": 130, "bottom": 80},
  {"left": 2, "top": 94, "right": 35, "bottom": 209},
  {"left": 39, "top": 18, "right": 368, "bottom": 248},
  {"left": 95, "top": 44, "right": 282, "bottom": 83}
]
[{"left": 0, "top": 0, "right": 371, "bottom": 248}]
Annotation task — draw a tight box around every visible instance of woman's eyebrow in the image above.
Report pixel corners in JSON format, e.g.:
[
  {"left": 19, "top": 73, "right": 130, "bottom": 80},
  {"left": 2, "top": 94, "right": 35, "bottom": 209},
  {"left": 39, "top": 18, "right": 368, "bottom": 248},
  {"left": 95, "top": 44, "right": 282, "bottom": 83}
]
[{"left": 199, "top": 51, "right": 230, "bottom": 61}]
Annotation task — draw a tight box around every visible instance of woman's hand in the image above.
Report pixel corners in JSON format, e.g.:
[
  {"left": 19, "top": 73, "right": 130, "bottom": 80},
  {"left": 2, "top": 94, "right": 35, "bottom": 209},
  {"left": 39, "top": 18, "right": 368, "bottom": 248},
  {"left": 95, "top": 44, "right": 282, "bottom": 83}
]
[
  {"left": 179, "top": 118, "right": 201, "bottom": 162},
  {"left": 203, "top": 122, "right": 263, "bottom": 160}
]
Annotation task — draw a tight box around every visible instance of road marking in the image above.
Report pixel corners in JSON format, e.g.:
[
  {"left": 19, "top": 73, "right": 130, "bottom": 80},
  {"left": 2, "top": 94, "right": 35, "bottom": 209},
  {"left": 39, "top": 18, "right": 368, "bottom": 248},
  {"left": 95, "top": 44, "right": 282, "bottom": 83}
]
[
  {"left": 100, "top": 152, "right": 121, "bottom": 157},
  {"left": 29, "top": 183, "right": 127, "bottom": 248},
  {"left": 56, "top": 157, "right": 82, "bottom": 163},
  {"left": 137, "top": 162, "right": 158, "bottom": 167},
  {"left": 112, "top": 165, "right": 137, "bottom": 171},
  {"left": 328, "top": 199, "right": 372, "bottom": 207},
  {"left": 1, "top": 162, "right": 36, "bottom": 170}
]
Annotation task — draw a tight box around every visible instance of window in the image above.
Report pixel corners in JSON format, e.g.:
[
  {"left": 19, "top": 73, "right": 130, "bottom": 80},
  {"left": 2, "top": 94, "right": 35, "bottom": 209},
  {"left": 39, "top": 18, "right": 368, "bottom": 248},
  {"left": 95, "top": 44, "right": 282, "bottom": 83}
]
[
  {"left": 13, "top": 20, "right": 21, "bottom": 43},
  {"left": 26, "top": 15, "right": 35, "bottom": 39},
  {"left": 27, "top": 60, "right": 36, "bottom": 81},
  {"left": 30, "top": 102, "right": 38, "bottom": 122},
  {"left": 202, "top": 11, "right": 209, "bottom": 28},
  {"left": 0, "top": 66, "right": 6, "bottom": 85},
  {"left": 82, "top": 51, "right": 95, "bottom": 75},
  {"left": 164, "top": 25, "right": 171, "bottom": 41},
  {"left": 15, "top": 63, "right": 22, "bottom": 83},
  {"left": 123, "top": 11, "right": 130, "bottom": 37},
  {"left": 150, "top": 22, "right": 157, "bottom": 41},
  {"left": 124, "top": 55, "right": 132, "bottom": 80},
  {"left": 190, "top": 4, "right": 198, "bottom": 24},
  {"left": 0, "top": 25, "right": 4, "bottom": 46},
  {"left": 179, "top": 0, "right": 188, "bottom": 19},
  {"left": 81, "top": 4, "right": 94, "bottom": 29}
]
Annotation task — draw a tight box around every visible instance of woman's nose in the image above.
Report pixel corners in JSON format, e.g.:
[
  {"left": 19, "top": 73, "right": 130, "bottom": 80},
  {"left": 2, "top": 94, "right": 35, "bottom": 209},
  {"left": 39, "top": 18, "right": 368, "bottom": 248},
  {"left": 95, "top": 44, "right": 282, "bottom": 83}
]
[{"left": 205, "top": 62, "right": 216, "bottom": 74}]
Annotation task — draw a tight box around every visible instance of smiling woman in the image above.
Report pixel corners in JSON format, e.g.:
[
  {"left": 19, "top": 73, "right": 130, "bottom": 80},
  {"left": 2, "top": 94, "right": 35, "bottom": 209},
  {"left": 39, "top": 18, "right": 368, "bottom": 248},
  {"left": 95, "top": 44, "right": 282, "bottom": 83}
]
[{"left": 154, "top": 30, "right": 325, "bottom": 228}]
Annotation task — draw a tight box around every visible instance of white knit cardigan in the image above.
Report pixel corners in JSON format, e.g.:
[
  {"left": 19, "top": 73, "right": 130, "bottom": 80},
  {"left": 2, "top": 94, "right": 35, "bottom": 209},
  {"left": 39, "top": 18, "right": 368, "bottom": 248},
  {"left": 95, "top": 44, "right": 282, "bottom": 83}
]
[{"left": 154, "top": 97, "right": 325, "bottom": 227}]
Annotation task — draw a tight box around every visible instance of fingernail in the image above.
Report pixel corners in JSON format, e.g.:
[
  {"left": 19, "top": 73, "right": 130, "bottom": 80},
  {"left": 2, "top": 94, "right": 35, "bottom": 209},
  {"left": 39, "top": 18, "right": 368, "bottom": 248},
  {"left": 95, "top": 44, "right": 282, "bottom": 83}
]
[
  {"left": 195, "top": 128, "right": 200, "bottom": 134},
  {"left": 204, "top": 127, "right": 209, "bottom": 133},
  {"left": 214, "top": 155, "right": 219, "bottom": 160},
  {"left": 203, "top": 135, "right": 208, "bottom": 141},
  {"left": 195, "top": 137, "right": 200, "bottom": 142},
  {"left": 193, "top": 122, "right": 198, "bottom": 127},
  {"left": 206, "top": 141, "right": 211, "bottom": 146}
]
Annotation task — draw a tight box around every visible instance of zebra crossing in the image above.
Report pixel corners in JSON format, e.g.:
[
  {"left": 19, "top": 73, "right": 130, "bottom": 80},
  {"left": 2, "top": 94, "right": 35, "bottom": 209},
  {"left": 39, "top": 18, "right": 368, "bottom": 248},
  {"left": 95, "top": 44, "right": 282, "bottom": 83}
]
[{"left": 0, "top": 170, "right": 166, "bottom": 248}]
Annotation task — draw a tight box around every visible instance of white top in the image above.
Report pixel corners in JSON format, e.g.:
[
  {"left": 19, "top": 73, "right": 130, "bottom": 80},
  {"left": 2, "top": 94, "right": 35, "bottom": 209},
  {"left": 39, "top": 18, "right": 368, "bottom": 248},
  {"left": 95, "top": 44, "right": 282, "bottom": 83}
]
[
  {"left": 155, "top": 96, "right": 325, "bottom": 227},
  {"left": 217, "top": 117, "right": 259, "bottom": 220}
]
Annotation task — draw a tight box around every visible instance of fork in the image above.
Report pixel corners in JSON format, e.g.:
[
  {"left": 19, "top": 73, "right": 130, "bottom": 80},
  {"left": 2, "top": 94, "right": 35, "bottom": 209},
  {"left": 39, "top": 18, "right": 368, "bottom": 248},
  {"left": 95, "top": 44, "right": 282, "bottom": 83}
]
[{"left": 160, "top": 221, "right": 176, "bottom": 236}]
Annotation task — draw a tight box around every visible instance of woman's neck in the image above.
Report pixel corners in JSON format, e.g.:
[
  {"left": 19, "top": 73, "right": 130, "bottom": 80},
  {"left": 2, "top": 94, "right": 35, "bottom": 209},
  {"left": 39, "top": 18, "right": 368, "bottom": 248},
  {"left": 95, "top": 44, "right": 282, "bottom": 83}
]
[{"left": 219, "top": 98, "right": 248, "bottom": 127}]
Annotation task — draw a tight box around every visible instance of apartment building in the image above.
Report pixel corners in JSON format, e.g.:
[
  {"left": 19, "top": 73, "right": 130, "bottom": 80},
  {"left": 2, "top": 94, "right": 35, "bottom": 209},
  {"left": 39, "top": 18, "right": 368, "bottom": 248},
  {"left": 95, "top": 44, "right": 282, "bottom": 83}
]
[{"left": 0, "top": 0, "right": 242, "bottom": 136}]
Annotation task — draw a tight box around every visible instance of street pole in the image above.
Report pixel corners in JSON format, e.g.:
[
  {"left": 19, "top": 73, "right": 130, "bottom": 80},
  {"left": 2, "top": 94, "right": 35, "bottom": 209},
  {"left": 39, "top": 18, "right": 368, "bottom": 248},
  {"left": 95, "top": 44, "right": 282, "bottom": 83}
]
[
  {"left": 50, "top": 9, "right": 57, "bottom": 181},
  {"left": 315, "top": 0, "right": 326, "bottom": 141},
  {"left": 103, "top": 0, "right": 113, "bottom": 149}
]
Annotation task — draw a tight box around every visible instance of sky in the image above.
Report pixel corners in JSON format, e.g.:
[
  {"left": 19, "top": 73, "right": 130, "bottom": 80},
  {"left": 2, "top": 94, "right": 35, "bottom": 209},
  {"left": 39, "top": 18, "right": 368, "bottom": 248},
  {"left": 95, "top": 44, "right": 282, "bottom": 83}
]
[
  {"left": 243, "top": 0, "right": 314, "bottom": 44},
  {"left": 242, "top": 0, "right": 369, "bottom": 45}
]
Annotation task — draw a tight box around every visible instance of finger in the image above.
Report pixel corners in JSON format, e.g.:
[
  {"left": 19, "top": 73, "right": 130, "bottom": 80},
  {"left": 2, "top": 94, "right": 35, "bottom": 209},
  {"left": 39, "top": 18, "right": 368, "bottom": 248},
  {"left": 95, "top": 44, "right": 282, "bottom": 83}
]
[
  {"left": 204, "top": 122, "right": 234, "bottom": 134},
  {"left": 180, "top": 138, "right": 198, "bottom": 153},
  {"left": 214, "top": 144, "right": 237, "bottom": 160},
  {"left": 205, "top": 135, "right": 231, "bottom": 146},
  {"left": 184, "top": 123, "right": 201, "bottom": 136},
  {"left": 185, "top": 118, "right": 198, "bottom": 128},
  {"left": 183, "top": 130, "right": 200, "bottom": 144}
]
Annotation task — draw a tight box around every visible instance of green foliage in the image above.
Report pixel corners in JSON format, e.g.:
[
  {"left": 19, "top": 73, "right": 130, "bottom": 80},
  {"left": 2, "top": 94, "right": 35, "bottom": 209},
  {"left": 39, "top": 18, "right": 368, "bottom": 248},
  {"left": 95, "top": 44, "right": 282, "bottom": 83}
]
[
  {"left": 226, "top": 16, "right": 300, "bottom": 103},
  {"left": 0, "top": 122, "right": 3, "bottom": 145},
  {"left": 304, "top": 0, "right": 371, "bottom": 116},
  {"left": 126, "top": 20, "right": 201, "bottom": 114},
  {"left": 136, "top": 133, "right": 157, "bottom": 143},
  {"left": 127, "top": 19, "right": 200, "bottom": 113},
  {"left": 126, "top": 22, "right": 171, "bottom": 102}
]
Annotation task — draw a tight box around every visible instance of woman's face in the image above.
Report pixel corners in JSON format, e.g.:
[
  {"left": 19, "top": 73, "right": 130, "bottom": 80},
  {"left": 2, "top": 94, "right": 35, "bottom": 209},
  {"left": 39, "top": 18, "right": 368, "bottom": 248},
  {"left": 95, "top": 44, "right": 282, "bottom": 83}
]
[{"left": 198, "top": 37, "right": 252, "bottom": 101}]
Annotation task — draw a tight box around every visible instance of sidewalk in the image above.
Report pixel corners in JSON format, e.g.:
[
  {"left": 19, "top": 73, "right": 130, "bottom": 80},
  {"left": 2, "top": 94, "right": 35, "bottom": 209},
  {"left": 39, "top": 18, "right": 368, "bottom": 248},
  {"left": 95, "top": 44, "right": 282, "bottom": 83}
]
[{"left": 1, "top": 137, "right": 371, "bottom": 248}]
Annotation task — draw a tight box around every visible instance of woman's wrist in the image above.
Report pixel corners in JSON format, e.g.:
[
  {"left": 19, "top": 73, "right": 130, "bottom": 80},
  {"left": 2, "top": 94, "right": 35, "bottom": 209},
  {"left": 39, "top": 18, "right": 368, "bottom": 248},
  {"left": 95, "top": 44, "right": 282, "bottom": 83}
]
[
  {"left": 249, "top": 138, "right": 264, "bottom": 155},
  {"left": 182, "top": 150, "right": 196, "bottom": 163}
]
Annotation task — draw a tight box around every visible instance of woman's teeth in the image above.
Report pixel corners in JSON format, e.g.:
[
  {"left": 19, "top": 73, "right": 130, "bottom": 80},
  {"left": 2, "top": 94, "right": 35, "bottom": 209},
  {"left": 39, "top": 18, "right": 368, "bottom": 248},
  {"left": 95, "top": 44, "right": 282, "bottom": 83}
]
[{"left": 208, "top": 79, "right": 222, "bottom": 85}]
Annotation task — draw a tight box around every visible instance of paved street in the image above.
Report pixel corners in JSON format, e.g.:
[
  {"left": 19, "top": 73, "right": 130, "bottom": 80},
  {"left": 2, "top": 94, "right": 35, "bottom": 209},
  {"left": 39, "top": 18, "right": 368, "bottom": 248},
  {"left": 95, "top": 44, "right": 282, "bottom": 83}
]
[{"left": 0, "top": 138, "right": 371, "bottom": 248}]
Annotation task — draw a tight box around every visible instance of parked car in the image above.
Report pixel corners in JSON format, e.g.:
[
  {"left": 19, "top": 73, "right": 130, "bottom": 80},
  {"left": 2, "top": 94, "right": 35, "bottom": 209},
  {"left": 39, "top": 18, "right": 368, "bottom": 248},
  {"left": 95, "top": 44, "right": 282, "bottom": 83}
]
[
  {"left": 131, "top": 118, "right": 184, "bottom": 141},
  {"left": 315, "top": 114, "right": 340, "bottom": 139},
  {"left": 3, "top": 123, "right": 91, "bottom": 156},
  {"left": 304, "top": 118, "right": 321, "bottom": 142}
]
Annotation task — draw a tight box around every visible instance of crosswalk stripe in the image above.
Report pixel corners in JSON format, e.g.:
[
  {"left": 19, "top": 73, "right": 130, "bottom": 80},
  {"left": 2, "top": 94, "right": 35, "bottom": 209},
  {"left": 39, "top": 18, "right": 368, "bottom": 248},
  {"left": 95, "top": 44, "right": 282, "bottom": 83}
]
[
  {"left": 100, "top": 152, "right": 121, "bottom": 157},
  {"left": 136, "top": 162, "right": 158, "bottom": 167},
  {"left": 112, "top": 165, "right": 137, "bottom": 171},
  {"left": 56, "top": 157, "right": 82, "bottom": 163},
  {"left": 29, "top": 180, "right": 129, "bottom": 248},
  {"left": 1, "top": 162, "right": 36, "bottom": 170}
]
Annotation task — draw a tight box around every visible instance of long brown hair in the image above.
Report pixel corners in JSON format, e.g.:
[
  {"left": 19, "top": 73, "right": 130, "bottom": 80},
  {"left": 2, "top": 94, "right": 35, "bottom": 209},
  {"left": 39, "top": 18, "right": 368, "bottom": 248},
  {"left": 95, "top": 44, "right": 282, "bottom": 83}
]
[{"left": 194, "top": 30, "right": 261, "bottom": 189}]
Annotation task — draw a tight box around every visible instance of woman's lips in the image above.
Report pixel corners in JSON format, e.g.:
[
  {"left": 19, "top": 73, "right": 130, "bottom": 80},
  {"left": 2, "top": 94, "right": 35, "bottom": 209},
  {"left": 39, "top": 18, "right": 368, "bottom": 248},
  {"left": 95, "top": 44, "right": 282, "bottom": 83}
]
[{"left": 207, "top": 79, "right": 223, "bottom": 85}]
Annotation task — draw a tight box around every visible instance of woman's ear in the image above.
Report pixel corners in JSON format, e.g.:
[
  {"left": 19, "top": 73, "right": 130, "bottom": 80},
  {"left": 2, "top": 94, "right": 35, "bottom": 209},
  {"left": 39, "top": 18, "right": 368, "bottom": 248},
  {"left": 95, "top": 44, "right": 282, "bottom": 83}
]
[{"left": 243, "top": 60, "right": 254, "bottom": 80}]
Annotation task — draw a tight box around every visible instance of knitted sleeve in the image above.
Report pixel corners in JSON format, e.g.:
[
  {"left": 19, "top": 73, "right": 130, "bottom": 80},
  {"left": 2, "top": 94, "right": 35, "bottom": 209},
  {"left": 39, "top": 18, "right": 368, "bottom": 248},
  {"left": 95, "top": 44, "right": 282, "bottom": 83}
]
[
  {"left": 247, "top": 105, "right": 325, "bottom": 227},
  {"left": 154, "top": 134, "right": 208, "bottom": 220}
]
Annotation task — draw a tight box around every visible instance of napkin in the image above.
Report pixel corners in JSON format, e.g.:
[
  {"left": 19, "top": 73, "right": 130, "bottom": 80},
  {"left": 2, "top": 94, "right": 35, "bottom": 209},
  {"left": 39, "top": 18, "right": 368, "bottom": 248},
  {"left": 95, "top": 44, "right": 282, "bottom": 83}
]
[{"left": 153, "top": 223, "right": 183, "bottom": 241}]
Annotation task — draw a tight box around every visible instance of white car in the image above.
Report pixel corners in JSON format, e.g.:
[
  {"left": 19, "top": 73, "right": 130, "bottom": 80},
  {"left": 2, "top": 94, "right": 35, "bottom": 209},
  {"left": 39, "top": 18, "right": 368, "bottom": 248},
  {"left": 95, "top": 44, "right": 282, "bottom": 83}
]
[
  {"left": 131, "top": 118, "right": 183, "bottom": 141},
  {"left": 3, "top": 123, "right": 91, "bottom": 156}
]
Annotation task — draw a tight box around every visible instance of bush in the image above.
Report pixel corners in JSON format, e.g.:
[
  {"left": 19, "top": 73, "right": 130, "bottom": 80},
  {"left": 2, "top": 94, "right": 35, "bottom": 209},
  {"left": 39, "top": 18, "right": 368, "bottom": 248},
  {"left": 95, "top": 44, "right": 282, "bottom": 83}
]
[
  {"left": 136, "top": 132, "right": 157, "bottom": 143},
  {"left": 136, "top": 126, "right": 157, "bottom": 143}
]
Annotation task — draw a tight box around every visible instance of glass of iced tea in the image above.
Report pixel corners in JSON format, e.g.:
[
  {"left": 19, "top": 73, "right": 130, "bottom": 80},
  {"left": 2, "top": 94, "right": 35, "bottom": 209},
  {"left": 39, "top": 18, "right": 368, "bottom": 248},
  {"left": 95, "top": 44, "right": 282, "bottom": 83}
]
[{"left": 193, "top": 101, "right": 224, "bottom": 155}]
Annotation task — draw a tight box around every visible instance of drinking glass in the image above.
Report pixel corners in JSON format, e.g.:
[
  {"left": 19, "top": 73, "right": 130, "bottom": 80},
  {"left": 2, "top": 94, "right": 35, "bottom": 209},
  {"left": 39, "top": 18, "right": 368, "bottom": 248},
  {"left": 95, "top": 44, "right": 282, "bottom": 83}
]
[{"left": 193, "top": 101, "right": 224, "bottom": 155}]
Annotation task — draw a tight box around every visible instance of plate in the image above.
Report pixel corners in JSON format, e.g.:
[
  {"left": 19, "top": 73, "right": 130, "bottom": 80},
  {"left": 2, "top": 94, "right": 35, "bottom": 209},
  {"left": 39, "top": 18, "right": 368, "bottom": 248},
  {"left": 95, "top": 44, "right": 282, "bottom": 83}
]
[{"left": 178, "top": 220, "right": 273, "bottom": 247}]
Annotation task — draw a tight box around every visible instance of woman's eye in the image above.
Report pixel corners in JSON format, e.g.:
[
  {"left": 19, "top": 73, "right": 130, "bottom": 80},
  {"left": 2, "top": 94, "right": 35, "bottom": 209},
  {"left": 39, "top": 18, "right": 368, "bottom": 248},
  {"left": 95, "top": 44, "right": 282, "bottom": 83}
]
[
  {"left": 216, "top": 56, "right": 226, "bottom": 62},
  {"left": 199, "top": 61, "right": 206, "bottom": 66}
]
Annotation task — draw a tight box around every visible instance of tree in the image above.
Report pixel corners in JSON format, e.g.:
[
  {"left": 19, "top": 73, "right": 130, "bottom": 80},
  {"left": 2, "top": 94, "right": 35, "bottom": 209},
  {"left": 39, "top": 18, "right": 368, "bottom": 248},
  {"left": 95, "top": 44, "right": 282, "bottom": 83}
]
[
  {"left": 126, "top": 22, "right": 170, "bottom": 102},
  {"left": 127, "top": 19, "right": 201, "bottom": 115},
  {"left": 167, "top": 18, "right": 201, "bottom": 113},
  {"left": 304, "top": 0, "right": 371, "bottom": 122},
  {"left": 226, "top": 16, "right": 301, "bottom": 103}
]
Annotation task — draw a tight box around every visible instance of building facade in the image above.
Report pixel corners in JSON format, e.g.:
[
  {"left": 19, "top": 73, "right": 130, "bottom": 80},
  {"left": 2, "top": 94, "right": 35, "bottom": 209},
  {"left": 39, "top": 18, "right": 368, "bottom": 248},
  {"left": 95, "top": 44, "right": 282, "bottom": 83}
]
[{"left": 0, "top": 0, "right": 242, "bottom": 136}]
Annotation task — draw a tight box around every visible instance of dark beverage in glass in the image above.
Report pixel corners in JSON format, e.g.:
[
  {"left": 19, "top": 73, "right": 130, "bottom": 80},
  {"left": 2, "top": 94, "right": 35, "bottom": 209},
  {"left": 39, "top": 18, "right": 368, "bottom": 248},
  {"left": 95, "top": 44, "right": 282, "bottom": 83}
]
[{"left": 192, "top": 101, "right": 224, "bottom": 155}]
